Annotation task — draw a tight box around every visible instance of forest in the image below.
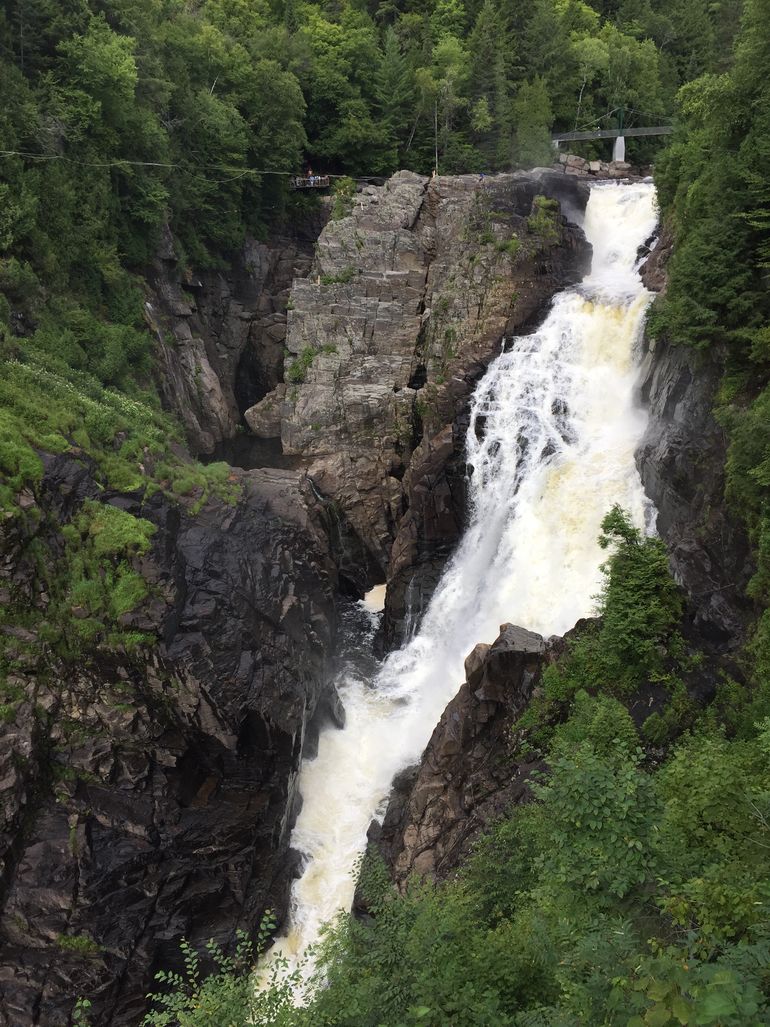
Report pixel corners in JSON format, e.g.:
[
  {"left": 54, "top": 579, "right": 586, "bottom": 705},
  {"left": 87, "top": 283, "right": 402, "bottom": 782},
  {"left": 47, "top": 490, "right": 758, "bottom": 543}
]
[{"left": 2, "top": 0, "right": 770, "bottom": 1023}]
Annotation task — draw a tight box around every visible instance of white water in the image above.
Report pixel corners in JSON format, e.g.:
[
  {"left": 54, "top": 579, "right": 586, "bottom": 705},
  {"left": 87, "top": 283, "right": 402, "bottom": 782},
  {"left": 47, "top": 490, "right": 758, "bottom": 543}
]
[{"left": 269, "top": 181, "right": 658, "bottom": 986}]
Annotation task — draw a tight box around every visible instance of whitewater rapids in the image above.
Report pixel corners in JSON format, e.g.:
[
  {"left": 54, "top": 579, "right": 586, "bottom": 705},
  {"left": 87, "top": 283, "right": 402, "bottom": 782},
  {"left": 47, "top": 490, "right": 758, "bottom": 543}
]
[{"left": 268, "top": 180, "right": 659, "bottom": 986}]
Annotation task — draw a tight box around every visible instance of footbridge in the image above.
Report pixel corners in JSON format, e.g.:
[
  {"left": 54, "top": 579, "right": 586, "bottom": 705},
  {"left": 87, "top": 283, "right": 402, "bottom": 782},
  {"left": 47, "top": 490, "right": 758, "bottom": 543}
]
[{"left": 552, "top": 108, "right": 674, "bottom": 162}]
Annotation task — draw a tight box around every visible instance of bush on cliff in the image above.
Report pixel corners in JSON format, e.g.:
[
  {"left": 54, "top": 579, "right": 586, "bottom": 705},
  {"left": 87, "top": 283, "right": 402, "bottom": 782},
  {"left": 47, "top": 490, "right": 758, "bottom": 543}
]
[
  {"left": 516, "top": 505, "right": 687, "bottom": 753},
  {"left": 652, "top": 0, "right": 770, "bottom": 689}
]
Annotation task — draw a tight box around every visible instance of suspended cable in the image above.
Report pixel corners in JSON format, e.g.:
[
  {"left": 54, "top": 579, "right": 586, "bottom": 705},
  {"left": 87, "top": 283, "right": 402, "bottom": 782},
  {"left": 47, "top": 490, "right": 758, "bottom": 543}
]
[{"left": 0, "top": 149, "right": 381, "bottom": 185}]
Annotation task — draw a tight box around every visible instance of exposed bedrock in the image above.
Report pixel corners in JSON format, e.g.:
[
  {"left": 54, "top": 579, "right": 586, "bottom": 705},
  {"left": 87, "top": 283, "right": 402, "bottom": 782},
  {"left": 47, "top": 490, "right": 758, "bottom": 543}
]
[
  {"left": 373, "top": 624, "right": 547, "bottom": 891},
  {"left": 373, "top": 614, "right": 739, "bottom": 894},
  {"left": 0, "top": 457, "right": 338, "bottom": 1026},
  {"left": 146, "top": 208, "right": 327, "bottom": 456},
  {"left": 374, "top": 217, "right": 757, "bottom": 897},
  {"left": 245, "top": 170, "right": 591, "bottom": 639},
  {"left": 636, "top": 234, "right": 754, "bottom": 648}
]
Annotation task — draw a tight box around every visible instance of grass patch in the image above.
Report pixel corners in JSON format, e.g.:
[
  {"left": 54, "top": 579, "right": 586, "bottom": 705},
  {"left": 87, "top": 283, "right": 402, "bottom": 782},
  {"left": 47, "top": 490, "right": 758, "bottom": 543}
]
[
  {"left": 320, "top": 265, "right": 356, "bottom": 286},
  {"left": 286, "top": 346, "right": 317, "bottom": 384}
]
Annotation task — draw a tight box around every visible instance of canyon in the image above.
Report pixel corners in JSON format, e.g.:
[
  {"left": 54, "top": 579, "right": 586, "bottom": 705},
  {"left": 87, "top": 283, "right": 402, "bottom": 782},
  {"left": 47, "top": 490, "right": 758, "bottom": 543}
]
[{"left": 0, "top": 170, "right": 751, "bottom": 1025}]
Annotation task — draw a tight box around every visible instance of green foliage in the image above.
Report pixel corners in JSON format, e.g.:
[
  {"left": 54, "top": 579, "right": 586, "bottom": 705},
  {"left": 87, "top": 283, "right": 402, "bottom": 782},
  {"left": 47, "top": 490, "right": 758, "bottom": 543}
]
[
  {"left": 654, "top": 0, "right": 770, "bottom": 686},
  {"left": 56, "top": 934, "right": 102, "bottom": 955},
  {"left": 50, "top": 500, "right": 156, "bottom": 650},
  {"left": 319, "top": 266, "right": 357, "bottom": 285},
  {"left": 1, "top": 0, "right": 766, "bottom": 1021},
  {"left": 0, "top": 350, "right": 170, "bottom": 509},
  {"left": 331, "top": 177, "right": 358, "bottom": 221},
  {"left": 142, "top": 917, "right": 301, "bottom": 1027},
  {"left": 286, "top": 346, "right": 317, "bottom": 384},
  {"left": 549, "top": 689, "right": 639, "bottom": 758},
  {"left": 495, "top": 236, "right": 521, "bottom": 257},
  {"left": 597, "top": 505, "right": 685, "bottom": 689},
  {"left": 516, "top": 507, "right": 688, "bottom": 757},
  {"left": 526, "top": 195, "right": 561, "bottom": 247},
  {"left": 512, "top": 79, "right": 554, "bottom": 169},
  {"left": 141, "top": 505, "right": 770, "bottom": 1026}
]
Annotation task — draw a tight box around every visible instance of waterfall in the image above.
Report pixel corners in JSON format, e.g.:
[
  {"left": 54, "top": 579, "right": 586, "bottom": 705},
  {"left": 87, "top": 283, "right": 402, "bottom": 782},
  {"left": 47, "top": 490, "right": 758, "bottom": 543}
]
[{"left": 269, "top": 180, "right": 659, "bottom": 985}]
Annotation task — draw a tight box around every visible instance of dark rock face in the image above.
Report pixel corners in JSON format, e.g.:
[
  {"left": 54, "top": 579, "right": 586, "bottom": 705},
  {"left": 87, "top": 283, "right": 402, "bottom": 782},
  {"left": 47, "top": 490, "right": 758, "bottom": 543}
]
[
  {"left": 147, "top": 212, "right": 326, "bottom": 456},
  {"left": 0, "top": 460, "right": 338, "bottom": 1026},
  {"left": 636, "top": 249, "right": 754, "bottom": 647},
  {"left": 376, "top": 625, "right": 546, "bottom": 889},
  {"left": 0, "top": 173, "right": 596, "bottom": 1022}
]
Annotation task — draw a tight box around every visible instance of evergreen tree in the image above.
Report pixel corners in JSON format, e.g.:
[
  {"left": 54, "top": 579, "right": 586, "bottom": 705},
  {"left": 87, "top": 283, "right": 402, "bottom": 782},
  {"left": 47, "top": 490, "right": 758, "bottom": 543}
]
[
  {"left": 467, "top": 0, "right": 513, "bottom": 164},
  {"left": 511, "top": 76, "right": 554, "bottom": 167},
  {"left": 375, "top": 27, "right": 414, "bottom": 163}
]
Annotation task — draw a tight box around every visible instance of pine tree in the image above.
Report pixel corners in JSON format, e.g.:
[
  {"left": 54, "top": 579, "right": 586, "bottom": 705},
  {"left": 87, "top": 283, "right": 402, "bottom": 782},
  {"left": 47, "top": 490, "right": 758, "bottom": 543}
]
[
  {"left": 375, "top": 26, "right": 413, "bottom": 161},
  {"left": 511, "top": 76, "right": 554, "bottom": 167},
  {"left": 468, "top": 0, "right": 513, "bottom": 166}
]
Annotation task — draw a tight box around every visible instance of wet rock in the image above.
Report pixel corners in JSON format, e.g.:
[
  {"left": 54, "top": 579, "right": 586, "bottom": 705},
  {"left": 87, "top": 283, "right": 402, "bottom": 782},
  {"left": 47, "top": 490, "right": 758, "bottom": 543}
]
[
  {"left": 0, "top": 459, "right": 338, "bottom": 1026},
  {"left": 636, "top": 236, "right": 754, "bottom": 648},
  {"left": 246, "top": 170, "right": 590, "bottom": 629},
  {"left": 639, "top": 222, "right": 673, "bottom": 294},
  {"left": 636, "top": 336, "right": 754, "bottom": 646},
  {"left": 376, "top": 624, "right": 546, "bottom": 888}
]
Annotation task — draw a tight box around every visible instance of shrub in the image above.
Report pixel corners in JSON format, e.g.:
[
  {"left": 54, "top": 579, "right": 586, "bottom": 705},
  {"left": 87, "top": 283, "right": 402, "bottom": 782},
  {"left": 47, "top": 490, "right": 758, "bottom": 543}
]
[
  {"left": 527, "top": 195, "right": 560, "bottom": 246},
  {"left": 286, "top": 346, "right": 317, "bottom": 384},
  {"left": 331, "top": 177, "right": 357, "bottom": 220}
]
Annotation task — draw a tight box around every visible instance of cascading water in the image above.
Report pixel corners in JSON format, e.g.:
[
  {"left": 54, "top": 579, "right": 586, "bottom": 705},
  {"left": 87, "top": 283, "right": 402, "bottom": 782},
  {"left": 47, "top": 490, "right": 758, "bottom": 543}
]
[{"left": 270, "top": 180, "right": 659, "bottom": 986}]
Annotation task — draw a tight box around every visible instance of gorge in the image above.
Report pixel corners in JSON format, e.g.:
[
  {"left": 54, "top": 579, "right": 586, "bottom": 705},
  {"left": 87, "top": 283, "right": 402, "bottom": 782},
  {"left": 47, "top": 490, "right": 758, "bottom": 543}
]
[
  {"left": 3, "top": 0, "right": 770, "bottom": 1019},
  {"left": 1, "top": 148, "right": 765, "bottom": 1023},
  {"left": 274, "top": 180, "right": 659, "bottom": 973}
]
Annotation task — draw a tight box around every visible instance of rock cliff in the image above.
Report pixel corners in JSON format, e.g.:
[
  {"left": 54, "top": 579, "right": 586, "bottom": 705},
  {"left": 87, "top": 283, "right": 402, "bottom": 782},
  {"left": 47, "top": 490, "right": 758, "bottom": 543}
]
[
  {"left": 0, "top": 171, "right": 592, "bottom": 1022},
  {"left": 636, "top": 239, "right": 754, "bottom": 646},
  {"left": 0, "top": 458, "right": 338, "bottom": 1025},
  {"left": 375, "top": 625, "right": 546, "bottom": 890},
  {"left": 245, "top": 170, "right": 590, "bottom": 640},
  {"left": 146, "top": 211, "right": 326, "bottom": 456}
]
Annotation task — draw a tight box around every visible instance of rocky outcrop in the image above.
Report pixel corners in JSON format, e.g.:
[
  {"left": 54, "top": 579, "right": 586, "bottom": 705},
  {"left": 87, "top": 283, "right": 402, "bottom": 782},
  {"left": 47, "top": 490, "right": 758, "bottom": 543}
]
[
  {"left": 553, "top": 153, "right": 649, "bottom": 179},
  {"left": 0, "top": 172, "right": 595, "bottom": 1021},
  {"left": 636, "top": 338, "right": 754, "bottom": 645},
  {"left": 0, "top": 457, "right": 338, "bottom": 1025},
  {"left": 375, "top": 625, "right": 546, "bottom": 890},
  {"left": 146, "top": 212, "right": 326, "bottom": 456},
  {"left": 636, "top": 238, "right": 754, "bottom": 647},
  {"left": 639, "top": 222, "right": 672, "bottom": 294},
  {"left": 246, "top": 170, "right": 590, "bottom": 638}
]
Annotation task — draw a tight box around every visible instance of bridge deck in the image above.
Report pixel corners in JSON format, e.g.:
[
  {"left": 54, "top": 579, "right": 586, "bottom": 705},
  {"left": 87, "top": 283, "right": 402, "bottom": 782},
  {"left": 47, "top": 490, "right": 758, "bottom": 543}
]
[{"left": 552, "top": 126, "right": 674, "bottom": 142}]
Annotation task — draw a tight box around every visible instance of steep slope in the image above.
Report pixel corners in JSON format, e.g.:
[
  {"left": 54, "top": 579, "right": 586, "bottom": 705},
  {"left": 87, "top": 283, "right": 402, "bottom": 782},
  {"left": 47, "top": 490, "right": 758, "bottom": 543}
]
[{"left": 0, "top": 457, "right": 338, "bottom": 1025}]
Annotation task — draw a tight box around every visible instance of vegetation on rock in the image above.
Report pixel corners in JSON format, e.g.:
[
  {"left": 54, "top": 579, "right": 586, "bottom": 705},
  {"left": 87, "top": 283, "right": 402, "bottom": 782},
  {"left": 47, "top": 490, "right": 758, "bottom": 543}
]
[
  {"left": 651, "top": 0, "right": 770, "bottom": 685},
  {"left": 2, "top": 0, "right": 769, "bottom": 1020}
]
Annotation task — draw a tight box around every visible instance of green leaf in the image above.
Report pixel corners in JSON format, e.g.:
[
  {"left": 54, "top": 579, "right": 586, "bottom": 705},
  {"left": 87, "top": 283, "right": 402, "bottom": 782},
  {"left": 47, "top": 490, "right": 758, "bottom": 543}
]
[
  {"left": 670, "top": 995, "right": 692, "bottom": 1025},
  {"left": 645, "top": 1004, "right": 672, "bottom": 1026}
]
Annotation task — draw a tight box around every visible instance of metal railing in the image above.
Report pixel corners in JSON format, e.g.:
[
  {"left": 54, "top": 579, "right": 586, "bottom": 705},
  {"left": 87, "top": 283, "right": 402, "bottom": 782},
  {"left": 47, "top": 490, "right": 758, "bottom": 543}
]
[
  {"left": 290, "top": 175, "right": 331, "bottom": 189},
  {"left": 552, "top": 126, "right": 674, "bottom": 142}
]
